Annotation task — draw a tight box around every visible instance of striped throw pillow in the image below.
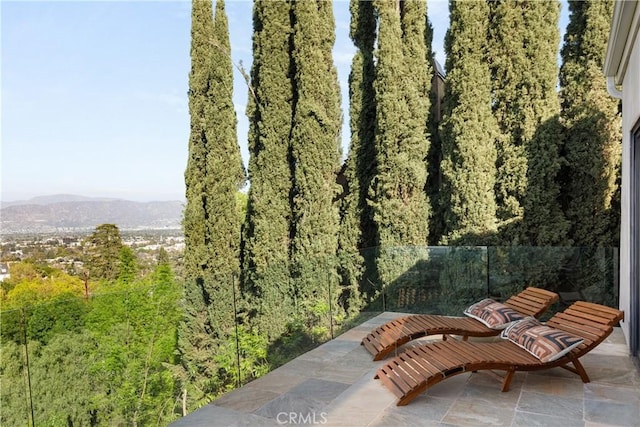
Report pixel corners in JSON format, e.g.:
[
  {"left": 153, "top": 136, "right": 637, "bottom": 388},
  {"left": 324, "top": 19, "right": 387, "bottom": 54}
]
[
  {"left": 501, "top": 317, "right": 584, "bottom": 362},
  {"left": 464, "top": 298, "right": 526, "bottom": 329}
]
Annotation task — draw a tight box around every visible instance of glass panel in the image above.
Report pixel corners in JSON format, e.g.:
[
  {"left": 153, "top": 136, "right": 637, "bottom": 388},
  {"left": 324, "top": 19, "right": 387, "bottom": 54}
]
[
  {"left": 360, "top": 246, "right": 619, "bottom": 317},
  {"left": 488, "top": 246, "right": 618, "bottom": 314},
  {"left": 360, "top": 246, "right": 488, "bottom": 315}
]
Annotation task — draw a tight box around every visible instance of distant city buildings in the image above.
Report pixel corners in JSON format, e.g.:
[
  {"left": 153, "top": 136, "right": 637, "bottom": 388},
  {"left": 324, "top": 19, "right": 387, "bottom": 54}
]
[{"left": 0, "top": 230, "right": 185, "bottom": 279}]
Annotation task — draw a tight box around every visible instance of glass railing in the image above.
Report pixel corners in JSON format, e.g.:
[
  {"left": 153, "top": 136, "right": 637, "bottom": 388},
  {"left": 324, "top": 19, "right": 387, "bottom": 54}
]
[
  {"left": 359, "top": 246, "right": 618, "bottom": 316},
  {"left": 0, "top": 246, "right": 619, "bottom": 425}
]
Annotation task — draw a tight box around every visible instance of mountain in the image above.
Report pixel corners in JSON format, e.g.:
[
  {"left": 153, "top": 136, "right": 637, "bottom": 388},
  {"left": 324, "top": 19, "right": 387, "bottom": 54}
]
[
  {"left": 0, "top": 195, "right": 184, "bottom": 234},
  {"left": 0, "top": 194, "right": 122, "bottom": 209}
]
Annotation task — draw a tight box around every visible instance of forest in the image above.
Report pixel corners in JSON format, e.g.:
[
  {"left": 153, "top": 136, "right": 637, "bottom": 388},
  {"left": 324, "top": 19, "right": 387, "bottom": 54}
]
[{"left": 0, "top": 0, "right": 621, "bottom": 425}]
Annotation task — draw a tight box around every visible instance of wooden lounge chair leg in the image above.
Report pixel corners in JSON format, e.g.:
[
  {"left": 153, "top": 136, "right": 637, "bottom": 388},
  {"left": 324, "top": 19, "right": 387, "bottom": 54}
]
[
  {"left": 559, "top": 358, "right": 592, "bottom": 383},
  {"left": 397, "top": 384, "right": 427, "bottom": 406},
  {"left": 501, "top": 370, "right": 515, "bottom": 392},
  {"left": 572, "top": 359, "right": 590, "bottom": 383}
]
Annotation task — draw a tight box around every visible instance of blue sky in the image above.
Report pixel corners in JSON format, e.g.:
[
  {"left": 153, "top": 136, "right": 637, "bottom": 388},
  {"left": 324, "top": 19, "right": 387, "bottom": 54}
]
[{"left": 1, "top": 0, "right": 566, "bottom": 202}]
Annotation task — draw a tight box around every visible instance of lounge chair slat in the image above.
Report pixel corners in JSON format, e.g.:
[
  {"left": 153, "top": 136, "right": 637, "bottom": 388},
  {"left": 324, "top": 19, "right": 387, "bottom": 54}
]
[
  {"left": 564, "top": 303, "right": 624, "bottom": 325},
  {"left": 399, "top": 351, "right": 441, "bottom": 379},
  {"left": 504, "top": 288, "right": 559, "bottom": 317},
  {"left": 422, "top": 342, "right": 471, "bottom": 369},
  {"left": 411, "top": 345, "right": 455, "bottom": 371},
  {"left": 550, "top": 324, "right": 602, "bottom": 343},
  {"left": 550, "top": 312, "right": 615, "bottom": 334},
  {"left": 390, "top": 361, "right": 421, "bottom": 391},
  {"left": 375, "top": 322, "right": 410, "bottom": 348},
  {"left": 376, "top": 366, "right": 411, "bottom": 398},
  {"left": 564, "top": 307, "right": 617, "bottom": 324},
  {"left": 550, "top": 312, "right": 610, "bottom": 330}
]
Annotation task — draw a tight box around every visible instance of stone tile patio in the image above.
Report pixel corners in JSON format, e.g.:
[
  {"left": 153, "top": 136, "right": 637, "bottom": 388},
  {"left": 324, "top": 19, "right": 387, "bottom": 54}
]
[{"left": 170, "top": 312, "right": 640, "bottom": 427}]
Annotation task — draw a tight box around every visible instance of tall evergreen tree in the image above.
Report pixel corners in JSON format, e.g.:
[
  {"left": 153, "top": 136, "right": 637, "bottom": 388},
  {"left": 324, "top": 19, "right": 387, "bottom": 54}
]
[
  {"left": 560, "top": 0, "right": 621, "bottom": 247},
  {"left": 242, "top": 0, "right": 295, "bottom": 340},
  {"left": 400, "top": 0, "right": 433, "bottom": 242},
  {"left": 84, "top": 224, "right": 123, "bottom": 281},
  {"left": 117, "top": 246, "right": 138, "bottom": 284},
  {"left": 370, "top": 0, "right": 430, "bottom": 285},
  {"left": 489, "top": 0, "right": 564, "bottom": 244},
  {"left": 522, "top": 113, "right": 570, "bottom": 245},
  {"left": 182, "top": 1, "right": 214, "bottom": 396},
  {"left": 181, "top": 0, "right": 245, "bottom": 407},
  {"left": 337, "top": 0, "right": 377, "bottom": 314},
  {"left": 519, "top": 1, "right": 568, "bottom": 246},
  {"left": 400, "top": 0, "right": 432, "bottom": 164},
  {"left": 289, "top": 0, "right": 343, "bottom": 329},
  {"left": 439, "top": 0, "right": 498, "bottom": 245}
]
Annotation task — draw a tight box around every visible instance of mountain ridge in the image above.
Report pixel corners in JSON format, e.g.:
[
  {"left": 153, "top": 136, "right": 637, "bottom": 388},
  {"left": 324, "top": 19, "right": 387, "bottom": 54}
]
[
  {"left": 0, "top": 195, "right": 184, "bottom": 234},
  {"left": 1, "top": 194, "right": 183, "bottom": 208}
]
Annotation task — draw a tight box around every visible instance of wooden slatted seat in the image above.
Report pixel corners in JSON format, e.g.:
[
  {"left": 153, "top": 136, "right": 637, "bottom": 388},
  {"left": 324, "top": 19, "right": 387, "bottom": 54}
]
[
  {"left": 362, "top": 287, "right": 559, "bottom": 360},
  {"left": 375, "top": 301, "right": 624, "bottom": 406}
]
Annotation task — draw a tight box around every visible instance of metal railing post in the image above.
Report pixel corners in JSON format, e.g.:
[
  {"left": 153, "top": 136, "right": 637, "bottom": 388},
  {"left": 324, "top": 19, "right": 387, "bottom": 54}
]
[
  {"left": 22, "top": 308, "right": 35, "bottom": 426},
  {"left": 232, "top": 274, "right": 241, "bottom": 388},
  {"left": 328, "top": 270, "right": 334, "bottom": 339}
]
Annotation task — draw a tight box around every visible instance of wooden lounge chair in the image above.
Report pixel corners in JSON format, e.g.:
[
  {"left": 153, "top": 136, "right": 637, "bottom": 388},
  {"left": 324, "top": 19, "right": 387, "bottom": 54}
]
[
  {"left": 375, "top": 301, "right": 624, "bottom": 406},
  {"left": 362, "top": 287, "right": 559, "bottom": 360}
]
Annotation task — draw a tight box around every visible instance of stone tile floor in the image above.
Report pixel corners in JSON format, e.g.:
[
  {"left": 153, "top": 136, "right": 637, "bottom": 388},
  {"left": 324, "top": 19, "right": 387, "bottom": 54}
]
[{"left": 171, "top": 312, "right": 640, "bottom": 427}]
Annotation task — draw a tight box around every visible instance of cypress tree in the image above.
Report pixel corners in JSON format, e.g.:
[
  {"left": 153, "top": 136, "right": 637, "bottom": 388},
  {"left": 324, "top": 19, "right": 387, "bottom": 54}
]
[
  {"left": 181, "top": 0, "right": 245, "bottom": 406},
  {"left": 400, "top": 0, "right": 431, "bottom": 159},
  {"left": 337, "top": 0, "right": 377, "bottom": 314},
  {"left": 211, "top": 0, "right": 246, "bottom": 193},
  {"left": 370, "top": 0, "right": 430, "bottom": 286},
  {"left": 400, "top": 0, "right": 433, "bottom": 241},
  {"left": 439, "top": 0, "right": 498, "bottom": 245},
  {"left": 519, "top": 1, "right": 568, "bottom": 245},
  {"left": 489, "top": 0, "right": 564, "bottom": 244},
  {"left": 181, "top": 0, "right": 215, "bottom": 404},
  {"left": 522, "top": 114, "right": 570, "bottom": 245},
  {"left": 289, "top": 0, "right": 343, "bottom": 329},
  {"left": 242, "top": 0, "right": 295, "bottom": 340},
  {"left": 560, "top": 0, "right": 621, "bottom": 247}
]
